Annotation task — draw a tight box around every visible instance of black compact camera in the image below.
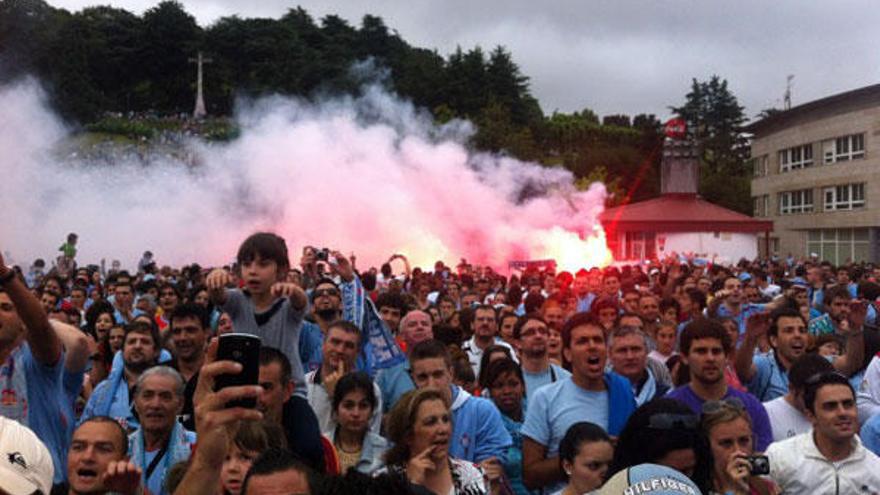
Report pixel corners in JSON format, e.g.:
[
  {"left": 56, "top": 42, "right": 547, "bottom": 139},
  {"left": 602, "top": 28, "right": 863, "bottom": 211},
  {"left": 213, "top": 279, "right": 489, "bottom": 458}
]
[
  {"left": 315, "top": 248, "right": 330, "bottom": 261},
  {"left": 746, "top": 454, "right": 770, "bottom": 476}
]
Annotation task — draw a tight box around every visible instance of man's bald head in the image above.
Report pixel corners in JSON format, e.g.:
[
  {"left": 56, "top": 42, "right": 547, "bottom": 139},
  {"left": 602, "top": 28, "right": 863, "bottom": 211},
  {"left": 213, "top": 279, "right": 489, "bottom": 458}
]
[{"left": 399, "top": 310, "right": 433, "bottom": 350}]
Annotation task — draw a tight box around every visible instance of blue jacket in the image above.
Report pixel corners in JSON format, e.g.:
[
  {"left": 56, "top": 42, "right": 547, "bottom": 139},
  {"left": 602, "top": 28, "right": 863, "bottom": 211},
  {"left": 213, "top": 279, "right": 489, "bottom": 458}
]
[
  {"left": 449, "top": 385, "right": 512, "bottom": 463},
  {"left": 375, "top": 360, "right": 415, "bottom": 413},
  {"left": 605, "top": 371, "right": 637, "bottom": 436}
]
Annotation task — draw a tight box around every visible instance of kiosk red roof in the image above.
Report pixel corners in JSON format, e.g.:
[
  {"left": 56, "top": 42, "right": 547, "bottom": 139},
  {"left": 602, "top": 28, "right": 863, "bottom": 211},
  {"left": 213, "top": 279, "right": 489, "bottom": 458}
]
[{"left": 600, "top": 194, "right": 773, "bottom": 233}]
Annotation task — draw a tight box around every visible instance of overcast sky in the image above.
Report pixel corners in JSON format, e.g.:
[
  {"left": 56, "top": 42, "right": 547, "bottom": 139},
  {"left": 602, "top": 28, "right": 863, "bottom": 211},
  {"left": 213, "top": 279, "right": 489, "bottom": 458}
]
[{"left": 49, "top": 0, "right": 880, "bottom": 121}]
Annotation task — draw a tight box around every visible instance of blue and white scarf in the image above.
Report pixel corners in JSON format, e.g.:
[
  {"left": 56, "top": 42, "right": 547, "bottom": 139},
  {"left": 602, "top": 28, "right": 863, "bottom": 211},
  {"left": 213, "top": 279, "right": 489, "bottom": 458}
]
[
  {"left": 129, "top": 422, "right": 194, "bottom": 495},
  {"left": 634, "top": 368, "right": 658, "bottom": 407},
  {"left": 341, "top": 276, "right": 406, "bottom": 373}
]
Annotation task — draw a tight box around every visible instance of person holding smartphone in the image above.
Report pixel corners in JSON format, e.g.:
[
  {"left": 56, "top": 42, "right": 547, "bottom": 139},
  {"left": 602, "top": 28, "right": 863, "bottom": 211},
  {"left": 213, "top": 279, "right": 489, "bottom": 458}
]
[{"left": 701, "top": 399, "right": 778, "bottom": 495}]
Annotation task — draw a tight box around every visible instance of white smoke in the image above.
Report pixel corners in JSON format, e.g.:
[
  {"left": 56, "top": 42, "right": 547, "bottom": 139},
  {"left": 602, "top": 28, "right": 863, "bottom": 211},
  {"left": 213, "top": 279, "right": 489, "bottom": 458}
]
[{"left": 0, "top": 78, "right": 609, "bottom": 272}]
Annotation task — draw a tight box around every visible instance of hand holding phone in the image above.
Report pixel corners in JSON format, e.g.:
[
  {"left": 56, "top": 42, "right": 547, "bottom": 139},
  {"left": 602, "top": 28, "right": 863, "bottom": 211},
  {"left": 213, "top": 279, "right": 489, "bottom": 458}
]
[{"left": 214, "top": 333, "right": 262, "bottom": 408}]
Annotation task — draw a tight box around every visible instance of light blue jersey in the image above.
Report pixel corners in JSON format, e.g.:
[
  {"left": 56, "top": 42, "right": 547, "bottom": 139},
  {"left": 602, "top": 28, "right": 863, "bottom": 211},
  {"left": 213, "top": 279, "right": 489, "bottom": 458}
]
[
  {"left": 522, "top": 363, "right": 571, "bottom": 397},
  {"left": 748, "top": 352, "right": 790, "bottom": 402}
]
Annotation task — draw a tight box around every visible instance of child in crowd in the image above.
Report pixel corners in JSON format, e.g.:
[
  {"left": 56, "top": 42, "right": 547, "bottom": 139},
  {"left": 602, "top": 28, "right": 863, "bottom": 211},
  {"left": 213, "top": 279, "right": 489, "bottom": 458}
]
[
  {"left": 648, "top": 319, "right": 678, "bottom": 364},
  {"left": 57, "top": 232, "right": 78, "bottom": 276},
  {"left": 206, "top": 232, "right": 309, "bottom": 395}
]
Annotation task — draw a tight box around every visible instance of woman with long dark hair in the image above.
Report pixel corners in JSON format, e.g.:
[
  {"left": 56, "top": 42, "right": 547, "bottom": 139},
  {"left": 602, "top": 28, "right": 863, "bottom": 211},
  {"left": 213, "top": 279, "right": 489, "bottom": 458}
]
[{"left": 329, "top": 372, "right": 389, "bottom": 474}]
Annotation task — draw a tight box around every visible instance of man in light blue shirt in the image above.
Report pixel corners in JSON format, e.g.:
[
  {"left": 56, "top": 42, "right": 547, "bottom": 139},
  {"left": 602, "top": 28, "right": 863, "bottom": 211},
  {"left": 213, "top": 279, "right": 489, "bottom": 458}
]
[
  {"left": 572, "top": 270, "right": 596, "bottom": 313},
  {"left": 735, "top": 301, "right": 865, "bottom": 402},
  {"left": 514, "top": 315, "right": 570, "bottom": 396},
  {"left": 111, "top": 280, "right": 144, "bottom": 324},
  {"left": 709, "top": 276, "right": 766, "bottom": 339},
  {"left": 82, "top": 321, "right": 162, "bottom": 431},
  {"left": 521, "top": 312, "right": 636, "bottom": 493},
  {"left": 0, "top": 262, "right": 73, "bottom": 484}
]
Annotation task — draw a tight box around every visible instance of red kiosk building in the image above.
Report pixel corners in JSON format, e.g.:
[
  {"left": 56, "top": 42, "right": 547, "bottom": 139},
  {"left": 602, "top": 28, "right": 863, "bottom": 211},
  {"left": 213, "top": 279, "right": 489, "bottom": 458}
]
[{"left": 599, "top": 125, "right": 773, "bottom": 262}]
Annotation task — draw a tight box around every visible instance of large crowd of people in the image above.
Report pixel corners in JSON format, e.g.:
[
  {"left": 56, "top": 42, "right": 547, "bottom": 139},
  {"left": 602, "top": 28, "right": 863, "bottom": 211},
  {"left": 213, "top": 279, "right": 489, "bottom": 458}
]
[{"left": 3, "top": 231, "right": 880, "bottom": 494}]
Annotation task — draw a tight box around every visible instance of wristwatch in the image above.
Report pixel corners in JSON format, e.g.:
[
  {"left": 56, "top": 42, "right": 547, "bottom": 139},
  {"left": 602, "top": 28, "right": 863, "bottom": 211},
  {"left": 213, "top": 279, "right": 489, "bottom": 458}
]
[{"left": 0, "top": 268, "right": 15, "bottom": 286}]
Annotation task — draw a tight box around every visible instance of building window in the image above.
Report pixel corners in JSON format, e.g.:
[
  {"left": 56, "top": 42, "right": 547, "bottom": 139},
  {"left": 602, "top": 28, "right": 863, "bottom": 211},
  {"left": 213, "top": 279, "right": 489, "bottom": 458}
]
[
  {"left": 778, "top": 189, "right": 813, "bottom": 215},
  {"left": 751, "top": 155, "right": 769, "bottom": 177},
  {"left": 621, "top": 232, "right": 656, "bottom": 260},
  {"left": 822, "top": 133, "right": 865, "bottom": 164},
  {"left": 752, "top": 194, "right": 770, "bottom": 217},
  {"left": 806, "top": 228, "right": 870, "bottom": 264},
  {"left": 778, "top": 144, "right": 813, "bottom": 172},
  {"left": 824, "top": 183, "right": 865, "bottom": 211}
]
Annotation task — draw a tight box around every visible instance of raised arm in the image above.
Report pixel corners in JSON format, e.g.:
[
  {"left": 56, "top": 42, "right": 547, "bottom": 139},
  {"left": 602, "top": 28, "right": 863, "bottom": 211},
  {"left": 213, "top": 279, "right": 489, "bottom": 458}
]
[
  {"left": 833, "top": 300, "right": 866, "bottom": 376},
  {"left": 205, "top": 268, "right": 232, "bottom": 307},
  {"left": 52, "top": 320, "right": 91, "bottom": 373},
  {"left": 706, "top": 290, "right": 727, "bottom": 319},
  {"left": 330, "top": 250, "right": 355, "bottom": 283},
  {"left": 299, "top": 248, "right": 319, "bottom": 290},
  {"left": 735, "top": 312, "right": 767, "bottom": 384},
  {"left": 398, "top": 254, "right": 412, "bottom": 279},
  {"left": 661, "top": 263, "right": 682, "bottom": 299},
  {"left": 174, "top": 339, "right": 263, "bottom": 495},
  {"left": 0, "top": 255, "right": 61, "bottom": 365}
]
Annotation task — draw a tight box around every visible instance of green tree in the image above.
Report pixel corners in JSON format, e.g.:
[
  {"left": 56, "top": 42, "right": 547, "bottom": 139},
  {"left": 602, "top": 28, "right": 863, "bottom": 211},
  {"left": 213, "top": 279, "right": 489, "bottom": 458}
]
[
  {"left": 0, "top": 0, "right": 67, "bottom": 82},
  {"left": 575, "top": 165, "right": 624, "bottom": 205},
  {"left": 670, "top": 76, "right": 748, "bottom": 174},
  {"left": 632, "top": 113, "right": 661, "bottom": 134},
  {"left": 77, "top": 7, "right": 143, "bottom": 110},
  {"left": 472, "top": 99, "right": 538, "bottom": 160},
  {"left": 578, "top": 108, "right": 600, "bottom": 125},
  {"left": 670, "top": 76, "right": 750, "bottom": 213},
  {"left": 46, "top": 12, "right": 106, "bottom": 120},
  {"left": 135, "top": 1, "right": 202, "bottom": 111},
  {"left": 602, "top": 114, "right": 631, "bottom": 127},
  {"left": 486, "top": 46, "right": 540, "bottom": 126},
  {"left": 755, "top": 107, "right": 783, "bottom": 120}
]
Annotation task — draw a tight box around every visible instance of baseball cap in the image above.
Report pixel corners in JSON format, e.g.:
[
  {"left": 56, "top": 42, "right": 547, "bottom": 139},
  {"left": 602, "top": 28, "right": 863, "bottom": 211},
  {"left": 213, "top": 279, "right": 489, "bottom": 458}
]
[
  {"left": 0, "top": 417, "right": 54, "bottom": 495},
  {"left": 599, "top": 463, "right": 701, "bottom": 495}
]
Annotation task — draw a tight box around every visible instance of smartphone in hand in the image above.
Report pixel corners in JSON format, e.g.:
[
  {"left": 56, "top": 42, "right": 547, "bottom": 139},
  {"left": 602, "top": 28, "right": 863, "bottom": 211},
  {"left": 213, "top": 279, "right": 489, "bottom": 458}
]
[{"left": 214, "top": 333, "right": 262, "bottom": 408}]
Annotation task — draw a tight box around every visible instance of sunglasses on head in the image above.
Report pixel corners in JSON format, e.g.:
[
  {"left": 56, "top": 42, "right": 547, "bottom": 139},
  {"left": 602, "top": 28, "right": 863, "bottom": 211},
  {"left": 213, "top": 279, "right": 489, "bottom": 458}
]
[
  {"left": 804, "top": 370, "right": 848, "bottom": 386},
  {"left": 648, "top": 413, "right": 699, "bottom": 430},
  {"left": 701, "top": 397, "right": 745, "bottom": 415}
]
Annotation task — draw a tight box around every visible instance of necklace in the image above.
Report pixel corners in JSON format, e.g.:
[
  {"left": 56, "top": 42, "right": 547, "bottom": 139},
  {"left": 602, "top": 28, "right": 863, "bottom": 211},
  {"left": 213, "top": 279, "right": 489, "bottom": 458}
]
[{"left": 335, "top": 435, "right": 362, "bottom": 454}]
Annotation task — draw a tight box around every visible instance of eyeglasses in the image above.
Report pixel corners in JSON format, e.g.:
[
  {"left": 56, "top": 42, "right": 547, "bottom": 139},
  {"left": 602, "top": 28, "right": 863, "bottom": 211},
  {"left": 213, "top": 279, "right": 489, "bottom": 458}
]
[
  {"left": 701, "top": 397, "right": 745, "bottom": 415},
  {"left": 520, "top": 326, "right": 549, "bottom": 337},
  {"left": 313, "top": 288, "right": 339, "bottom": 298},
  {"left": 648, "top": 413, "right": 698, "bottom": 430}
]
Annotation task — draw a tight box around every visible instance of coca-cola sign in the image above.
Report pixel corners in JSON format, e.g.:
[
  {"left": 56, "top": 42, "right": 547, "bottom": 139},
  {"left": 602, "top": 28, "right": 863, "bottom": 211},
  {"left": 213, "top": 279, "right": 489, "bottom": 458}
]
[{"left": 664, "top": 118, "right": 687, "bottom": 139}]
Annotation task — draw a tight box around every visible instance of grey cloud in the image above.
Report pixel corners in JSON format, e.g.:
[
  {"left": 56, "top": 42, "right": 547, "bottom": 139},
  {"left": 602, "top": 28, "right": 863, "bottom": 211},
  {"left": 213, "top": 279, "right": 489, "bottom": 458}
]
[{"left": 49, "top": 0, "right": 880, "bottom": 119}]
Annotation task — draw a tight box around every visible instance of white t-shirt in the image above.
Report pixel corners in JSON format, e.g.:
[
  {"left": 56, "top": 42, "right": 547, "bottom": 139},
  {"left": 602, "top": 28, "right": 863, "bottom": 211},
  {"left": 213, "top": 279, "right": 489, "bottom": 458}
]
[
  {"left": 305, "top": 370, "right": 383, "bottom": 435},
  {"left": 764, "top": 396, "right": 811, "bottom": 443}
]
